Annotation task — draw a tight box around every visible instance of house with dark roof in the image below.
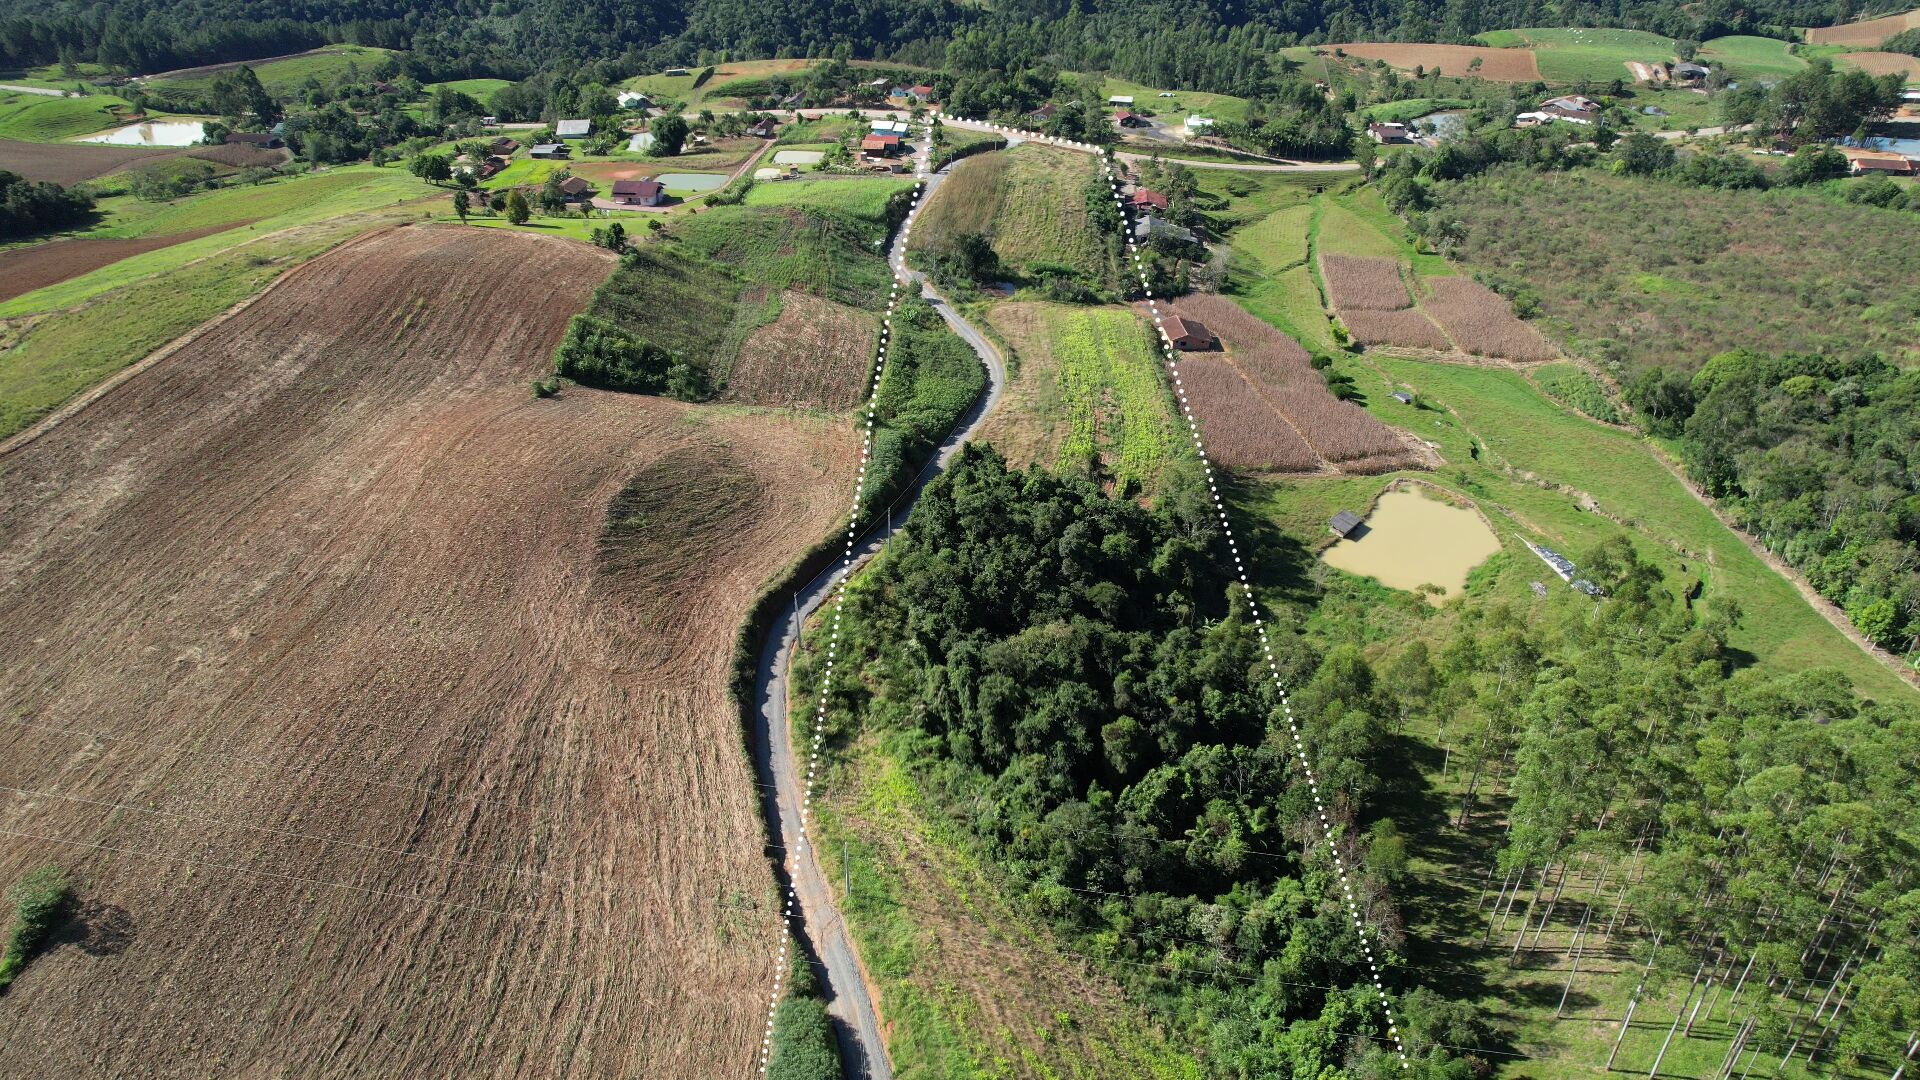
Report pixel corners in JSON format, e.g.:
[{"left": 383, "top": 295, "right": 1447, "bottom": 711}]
[
  {"left": 1133, "top": 213, "right": 1197, "bottom": 245},
  {"left": 489, "top": 136, "right": 518, "bottom": 155},
  {"left": 1367, "top": 122, "right": 1410, "bottom": 144},
  {"left": 1673, "top": 61, "right": 1710, "bottom": 82},
  {"left": 557, "top": 176, "right": 594, "bottom": 203},
  {"left": 529, "top": 143, "right": 570, "bottom": 158},
  {"left": 1026, "top": 103, "right": 1058, "bottom": 121},
  {"left": 1115, "top": 111, "right": 1149, "bottom": 128},
  {"left": 611, "top": 179, "right": 665, "bottom": 206},
  {"left": 1164, "top": 315, "right": 1215, "bottom": 351},
  {"left": 748, "top": 117, "right": 777, "bottom": 138}
]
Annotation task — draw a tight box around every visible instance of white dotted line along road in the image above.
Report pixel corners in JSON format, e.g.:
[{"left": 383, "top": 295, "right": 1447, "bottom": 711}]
[
  {"left": 755, "top": 134, "right": 933, "bottom": 1077},
  {"left": 1086, "top": 144, "right": 1417, "bottom": 1072}
]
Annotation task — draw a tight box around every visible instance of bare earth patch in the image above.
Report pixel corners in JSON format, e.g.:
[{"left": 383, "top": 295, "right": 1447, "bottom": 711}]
[
  {"left": 721, "top": 289, "right": 878, "bottom": 409},
  {"left": 0, "top": 224, "right": 858, "bottom": 1078},
  {"left": 1325, "top": 43, "right": 1543, "bottom": 81},
  {"left": 0, "top": 139, "right": 174, "bottom": 185}
]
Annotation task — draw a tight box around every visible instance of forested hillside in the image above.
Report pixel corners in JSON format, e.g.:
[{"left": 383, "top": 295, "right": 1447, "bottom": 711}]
[{"left": 0, "top": 0, "right": 1885, "bottom": 87}]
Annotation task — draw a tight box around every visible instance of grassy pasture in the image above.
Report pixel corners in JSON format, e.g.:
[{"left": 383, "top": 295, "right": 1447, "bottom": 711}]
[
  {"left": 144, "top": 45, "right": 397, "bottom": 96},
  {"left": 741, "top": 175, "right": 914, "bottom": 218},
  {"left": 912, "top": 144, "right": 1111, "bottom": 282},
  {"left": 0, "top": 90, "right": 134, "bottom": 141},
  {"left": 1475, "top": 27, "right": 1678, "bottom": 82},
  {"left": 1085, "top": 74, "right": 1252, "bottom": 125},
  {"left": 425, "top": 78, "right": 511, "bottom": 100},
  {"left": 669, "top": 205, "right": 894, "bottom": 308},
  {"left": 1697, "top": 35, "right": 1808, "bottom": 77}
]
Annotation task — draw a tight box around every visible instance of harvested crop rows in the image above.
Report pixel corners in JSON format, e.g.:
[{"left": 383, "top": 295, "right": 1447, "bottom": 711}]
[
  {"left": 1806, "top": 8, "right": 1920, "bottom": 46},
  {"left": 0, "top": 221, "right": 255, "bottom": 304},
  {"left": 1322, "top": 253, "right": 1412, "bottom": 310},
  {"left": 0, "top": 225, "right": 858, "bottom": 1078},
  {"left": 1420, "top": 276, "right": 1558, "bottom": 361},
  {"left": 1325, "top": 43, "right": 1542, "bottom": 80},
  {"left": 1841, "top": 50, "right": 1920, "bottom": 79},
  {"left": 721, "top": 289, "right": 878, "bottom": 408},
  {"left": 1160, "top": 295, "right": 1415, "bottom": 472},
  {"left": 0, "top": 138, "right": 171, "bottom": 185},
  {"left": 1321, "top": 253, "right": 1452, "bottom": 351}
]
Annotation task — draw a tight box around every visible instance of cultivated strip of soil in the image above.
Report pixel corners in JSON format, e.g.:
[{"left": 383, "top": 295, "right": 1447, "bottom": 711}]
[
  {"left": 0, "top": 224, "right": 859, "bottom": 1077},
  {"left": 0, "top": 221, "right": 257, "bottom": 303}
]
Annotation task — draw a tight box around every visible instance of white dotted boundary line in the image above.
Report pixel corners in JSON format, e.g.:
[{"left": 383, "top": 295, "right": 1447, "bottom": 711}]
[
  {"left": 755, "top": 133, "right": 933, "bottom": 1077},
  {"left": 1083, "top": 144, "right": 1416, "bottom": 1072}
]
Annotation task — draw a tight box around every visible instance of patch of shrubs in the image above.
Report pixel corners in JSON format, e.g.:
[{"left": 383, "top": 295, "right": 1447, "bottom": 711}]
[
  {"left": 0, "top": 865, "right": 74, "bottom": 993},
  {"left": 551, "top": 314, "right": 710, "bottom": 401}
]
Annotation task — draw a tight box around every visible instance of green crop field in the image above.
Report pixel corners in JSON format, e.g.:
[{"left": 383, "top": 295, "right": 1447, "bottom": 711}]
[
  {"left": 425, "top": 78, "right": 511, "bottom": 100},
  {"left": 1697, "top": 34, "right": 1809, "bottom": 77},
  {"left": 742, "top": 175, "right": 913, "bottom": 219},
  {"left": 146, "top": 45, "right": 398, "bottom": 95},
  {"left": 669, "top": 204, "right": 894, "bottom": 308},
  {"left": 0, "top": 90, "right": 135, "bottom": 141},
  {"left": 1475, "top": 27, "right": 1679, "bottom": 82},
  {"left": 1, "top": 166, "right": 436, "bottom": 318}
]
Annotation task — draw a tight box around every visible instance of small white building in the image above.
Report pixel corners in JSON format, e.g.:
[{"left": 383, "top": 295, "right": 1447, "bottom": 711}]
[
  {"left": 1108, "top": 95, "right": 1134, "bottom": 106},
  {"left": 556, "top": 118, "right": 591, "bottom": 139},
  {"left": 1185, "top": 116, "right": 1215, "bottom": 136}
]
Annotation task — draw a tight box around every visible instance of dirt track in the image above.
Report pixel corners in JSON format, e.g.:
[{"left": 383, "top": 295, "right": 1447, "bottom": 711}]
[{"left": 0, "top": 225, "right": 858, "bottom": 1077}]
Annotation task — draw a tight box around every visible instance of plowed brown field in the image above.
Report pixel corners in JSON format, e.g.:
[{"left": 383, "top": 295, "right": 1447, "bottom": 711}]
[
  {"left": 0, "top": 139, "right": 173, "bottom": 185},
  {"left": 722, "top": 289, "right": 878, "bottom": 409},
  {"left": 1326, "top": 43, "right": 1542, "bottom": 80},
  {"left": 1807, "top": 8, "right": 1920, "bottom": 46},
  {"left": 0, "top": 225, "right": 857, "bottom": 1078}
]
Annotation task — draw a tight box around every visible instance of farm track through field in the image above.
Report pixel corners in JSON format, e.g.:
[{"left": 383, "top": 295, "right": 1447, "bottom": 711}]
[{"left": 0, "top": 224, "right": 863, "bottom": 1078}]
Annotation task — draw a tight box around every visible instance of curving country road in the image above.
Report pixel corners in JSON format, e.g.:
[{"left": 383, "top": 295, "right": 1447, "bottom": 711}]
[{"left": 748, "top": 146, "right": 1007, "bottom": 1080}]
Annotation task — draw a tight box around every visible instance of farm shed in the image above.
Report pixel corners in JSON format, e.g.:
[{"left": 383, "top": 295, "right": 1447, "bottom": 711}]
[
  {"left": 1391, "top": 391, "right": 1414, "bottom": 404},
  {"left": 1164, "top": 315, "right": 1215, "bottom": 351},
  {"left": 556, "top": 118, "right": 591, "bottom": 140},
  {"left": 529, "top": 143, "right": 569, "bottom": 158},
  {"left": 489, "top": 137, "right": 518, "bottom": 155},
  {"left": 1849, "top": 154, "right": 1916, "bottom": 175},
  {"left": 1027, "top": 103, "right": 1057, "bottom": 120},
  {"left": 1115, "top": 111, "right": 1149, "bottom": 128},
  {"left": 1108, "top": 95, "right": 1135, "bottom": 105},
  {"left": 1128, "top": 189, "right": 1170, "bottom": 210},
  {"left": 557, "top": 176, "right": 594, "bottom": 202},
  {"left": 617, "top": 92, "right": 653, "bottom": 109},
  {"left": 748, "top": 117, "right": 777, "bottom": 137},
  {"left": 663, "top": 67, "right": 691, "bottom": 76},
  {"left": 1674, "top": 61, "right": 1710, "bottom": 81},
  {"left": 1185, "top": 116, "right": 1215, "bottom": 136},
  {"left": 860, "top": 134, "right": 903, "bottom": 156},
  {"left": 1367, "top": 122, "right": 1411, "bottom": 143},
  {"left": 612, "top": 179, "right": 666, "bottom": 206},
  {"left": 870, "top": 119, "right": 911, "bottom": 135},
  {"left": 1329, "top": 510, "right": 1364, "bottom": 538},
  {"left": 1134, "top": 214, "right": 1197, "bottom": 244}
]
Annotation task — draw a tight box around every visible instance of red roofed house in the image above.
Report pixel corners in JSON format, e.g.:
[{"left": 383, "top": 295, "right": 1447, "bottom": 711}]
[
  {"left": 909, "top": 84, "right": 936, "bottom": 101},
  {"left": 1128, "top": 188, "right": 1170, "bottom": 211},
  {"left": 1115, "top": 111, "right": 1149, "bottom": 128},
  {"left": 612, "top": 179, "right": 666, "bottom": 206},
  {"left": 1165, "top": 315, "right": 1215, "bottom": 351},
  {"left": 1850, "top": 154, "right": 1916, "bottom": 176},
  {"left": 861, "top": 133, "right": 903, "bottom": 157}
]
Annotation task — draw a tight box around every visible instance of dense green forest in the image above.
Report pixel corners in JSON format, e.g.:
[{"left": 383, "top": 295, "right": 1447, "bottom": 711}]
[
  {"left": 0, "top": 0, "right": 1889, "bottom": 90},
  {"left": 0, "top": 169, "right": 95, "bottom": 238}
]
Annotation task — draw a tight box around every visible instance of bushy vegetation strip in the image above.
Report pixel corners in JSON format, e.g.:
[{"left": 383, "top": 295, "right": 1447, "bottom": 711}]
[{"left": 0, "top": 866, "right": 73, "bottom": 993}]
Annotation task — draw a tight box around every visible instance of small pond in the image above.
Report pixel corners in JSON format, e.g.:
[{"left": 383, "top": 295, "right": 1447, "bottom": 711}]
[
  {"left": 1419, "top": 109, "right": 1471, "bottom": 142},
  {"left": 79, "top": 120, "right": 206, "bottom": 146},
  {"left": 1320, "top": 487, "right": 1501, "bottom": 603},
  {"left": 656, "top": 171, "right": 728, "bottom": 192},
  {"left": 772, "top": 149, "right": 824, "bottom": 165}
]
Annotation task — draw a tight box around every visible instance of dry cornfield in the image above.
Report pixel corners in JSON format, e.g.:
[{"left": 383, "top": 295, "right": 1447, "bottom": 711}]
[
  {"left": 1342, "top": 307, "right": 1453, "bottom": 351},
  {"left": 0, "top": 225, "right": 859, "bottom": 1078},
  {"left": 1321, "top": 255, "right": 1412, "bottom": 311},
  {"left": 1160, "top": 295, "right": 1417, "bottom": 471},
  {"left": 1421, "top": 276, "right": 1560, "bottom": 361},
  {"left": 1173, "top": 355, "right": 1322, "bottom": 471},
  {"left": 721, "top": 289, "right": 879, "bottom": 409}
]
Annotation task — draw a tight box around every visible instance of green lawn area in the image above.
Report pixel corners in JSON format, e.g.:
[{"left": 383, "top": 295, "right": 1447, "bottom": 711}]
[
  {"left": 146, "top": 45, "right": 398, "bottom": 96},
  {"left": 481, "top": 156, "right": 571, "bottom": 190},
  {"left": 0, "top": 192, "right": 433, "bottom": 441},
  {"left": 1698, "top": 34, "right": 1809, "bottom": 78},
  {"left": 426, "top": 77, "right": 511, "bottom": 100},
  {"left": 1474, "top": 27, "right": 1679, "bottom": 83},
  {"left": 742, "top": 175, "right": 914, "bottom": 218},
  {"left": 1086, "top": 74, "right": 1252, "bottom": 125},
  {"left": 1618, "top": 85, "right": 1723, "bottom": 131},
  {"left": 0, "top": 90, "right": 134, "bottom": 141},
  {"left": 1355, "top": 356, "right": 1914, "bottom": 700},
  {"left": 1, "top": 166, "right": 437, "bottom": 318}
]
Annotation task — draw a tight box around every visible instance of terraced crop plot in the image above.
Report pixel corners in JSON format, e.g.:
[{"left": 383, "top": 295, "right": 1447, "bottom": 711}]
[
  {"left": 1420, "top": 277, "right": 1558, "bottom": 361},
  {"left": 978, "top": 302, "right": 1174, "bottom": 492},
  {"left": 1162, "top": 294, "right": 1416, "bottom": 472},
  {"left": 1321, "top": 254, "right": 1412, "bottom": 310},
  {"left": 1342, "top": 307, "right": 1453, "bottom": 350},
  {"left": 1322, "top": 43, "right": 1542, "bottom": 81},
  {"left": 910, "top": 144, "right": 1111, "bottom": 284},
  {"left": 1806, "top": 7, "right": 1920, "bottom": 46},
  {"left": 0, "top": 224, "right": 858, "bottom": 1078}
]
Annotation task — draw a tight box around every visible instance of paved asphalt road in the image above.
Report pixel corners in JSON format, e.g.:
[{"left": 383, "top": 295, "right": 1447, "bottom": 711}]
[{"left": 747, "top": 145, "right": 1007, "bottom": 1080}]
